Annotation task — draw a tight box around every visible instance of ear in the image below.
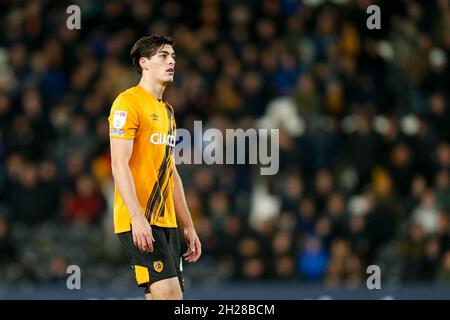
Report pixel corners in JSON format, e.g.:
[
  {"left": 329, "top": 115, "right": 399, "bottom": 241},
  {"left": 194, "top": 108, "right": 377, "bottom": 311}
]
[{"left": 139, "top": 57, "right": 150, "bottom": 72}]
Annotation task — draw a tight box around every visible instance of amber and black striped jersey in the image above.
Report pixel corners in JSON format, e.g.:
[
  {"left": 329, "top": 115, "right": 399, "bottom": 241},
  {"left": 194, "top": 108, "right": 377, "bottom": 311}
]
[{"left": 108, "top": 85, "right": 177, "bottom": 234}]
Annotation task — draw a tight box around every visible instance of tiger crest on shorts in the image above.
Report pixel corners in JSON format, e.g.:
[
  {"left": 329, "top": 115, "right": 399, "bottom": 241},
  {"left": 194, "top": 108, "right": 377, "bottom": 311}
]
[{"left": 153, "top": 260, "right": 164, "bottom": 273}]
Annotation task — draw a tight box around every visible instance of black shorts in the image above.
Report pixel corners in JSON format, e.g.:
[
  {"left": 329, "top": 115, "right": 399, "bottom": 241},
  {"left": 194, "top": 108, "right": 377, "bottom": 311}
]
[{"left": 118, "top": 226, "right": 184, "bottom": 292}]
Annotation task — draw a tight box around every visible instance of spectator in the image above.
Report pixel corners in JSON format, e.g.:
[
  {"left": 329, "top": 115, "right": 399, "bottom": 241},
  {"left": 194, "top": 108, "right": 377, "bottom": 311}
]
[
  {"left": 412, "top": 190, "right": 440, "bottom": 235},
  {"left": 0, "top": 215, "right": 15, "bottom": 264},
  {"left": 7, "top": 161, "right": 54, "bottom": 224},
  {"left": 297, "top": 235, "right": 328, "bottom": 282},
  {"left": 64, "top": 174, "right": 106, "bottom": 224},
  {"left": 436, "top": 250, "right": 450, "bottom": 283}
]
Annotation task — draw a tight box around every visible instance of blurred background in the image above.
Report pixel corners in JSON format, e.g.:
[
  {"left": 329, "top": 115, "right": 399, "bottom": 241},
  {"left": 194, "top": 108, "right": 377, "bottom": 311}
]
[{"left": 1, "top": 0, "right": 450, "bottom": 299}]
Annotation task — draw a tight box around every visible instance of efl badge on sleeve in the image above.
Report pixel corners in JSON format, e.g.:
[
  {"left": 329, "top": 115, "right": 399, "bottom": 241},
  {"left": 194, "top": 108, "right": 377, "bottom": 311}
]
[
  {"left": 153, "top": 260, "right": 164, "bottom": 273},
  {"left": 113, "top": 110, "right": 127, "bottom": 128}
]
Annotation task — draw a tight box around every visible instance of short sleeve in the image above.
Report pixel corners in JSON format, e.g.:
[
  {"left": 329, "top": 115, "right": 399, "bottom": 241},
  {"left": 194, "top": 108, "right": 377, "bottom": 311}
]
[{"left": 108, "top": 93, "right": 140, "bottom": 140}]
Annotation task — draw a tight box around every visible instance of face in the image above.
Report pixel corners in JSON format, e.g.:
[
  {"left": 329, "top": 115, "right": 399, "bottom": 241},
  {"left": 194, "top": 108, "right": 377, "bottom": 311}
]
[{"left": 140, "top": 44, "right": 176, "bottom": 84}]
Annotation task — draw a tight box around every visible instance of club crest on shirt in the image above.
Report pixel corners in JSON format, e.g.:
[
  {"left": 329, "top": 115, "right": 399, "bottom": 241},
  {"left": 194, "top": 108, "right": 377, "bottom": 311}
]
[
  {"left": 113, "top": 110, "right": 127, "bottom": 128},
  {"left": 153, "top": 260, "right": 164, "bottom": 273},
  {"left": 151, "top": 113, "right": 159, "bottom": 120}
]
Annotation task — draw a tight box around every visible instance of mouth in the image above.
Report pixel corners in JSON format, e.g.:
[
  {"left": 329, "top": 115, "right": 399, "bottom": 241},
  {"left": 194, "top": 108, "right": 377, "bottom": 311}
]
[{"left": 166, "top": 68, "right": 174, "bottom": 74}]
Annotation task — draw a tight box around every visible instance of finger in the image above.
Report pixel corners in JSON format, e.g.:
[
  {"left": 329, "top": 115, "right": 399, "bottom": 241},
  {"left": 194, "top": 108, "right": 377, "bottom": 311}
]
[
  {"left": 183, "top": 245, "right": 193, "bottom": 258},
  {"left": 183, "top": 237, "right": 194, "bottom": 257},
  {"left": 142, "top": 233, "right": 151, "bottom": 253},
  {"left": 186, "top": 250, "right": 196, "bottom": 262},
  {"left": 141, "top": 235, "right": 149, "bottom": 252},
  {"left": 149, "top": 229, "right": 155, "bottom": 243},
  {"left": 189, "top": 239, "right": 200, "bottom": 262},
  {"left": 192, "top": 239, "right": 202, "bottom": 262},
  {"left": 145, "top": 232, "right": 153, "bottom": 253},
  {"left": 183, "top": 250, "right": 194, "bottom": 261},
  {"left": 137, "top": 235, "right": 145, "bottom": 252},
  {"left": 186, "top": 237, "right": 196, "bottom": 257},
  {"left": 132, "top": 233, "right": 138, "bottom": 247},
  {"left": 134, "top": 233, "right": 141, "bottom": 248},
  {"left": 139, "top": 234, "right": 149, "bottom": 253}
]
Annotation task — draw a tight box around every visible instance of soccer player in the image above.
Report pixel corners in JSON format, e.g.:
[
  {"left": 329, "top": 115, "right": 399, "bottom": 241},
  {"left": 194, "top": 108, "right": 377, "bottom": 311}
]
[{"left": 108, "top": 35, "right": 201, "bottom": 300}]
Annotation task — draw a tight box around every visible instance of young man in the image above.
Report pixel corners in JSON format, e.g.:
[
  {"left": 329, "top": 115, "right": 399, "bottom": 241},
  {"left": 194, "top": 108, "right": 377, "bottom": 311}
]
[{"left": 108, "top": 35, "right": 201, "bottom": 300}]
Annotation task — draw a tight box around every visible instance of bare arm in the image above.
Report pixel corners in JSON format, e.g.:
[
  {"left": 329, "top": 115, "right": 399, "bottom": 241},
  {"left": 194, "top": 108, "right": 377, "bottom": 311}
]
[
  {"left": 110, "top": 137, "right": 154, "bottom": 253},
  {"left": 173, "top": 164, "right": 202, "bottom": 262}
]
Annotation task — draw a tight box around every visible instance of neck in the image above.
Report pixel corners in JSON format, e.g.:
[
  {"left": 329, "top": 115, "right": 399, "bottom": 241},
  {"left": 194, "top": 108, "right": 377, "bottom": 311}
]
[{"left": 139, "top": 75, "right": 166, "bottom": 100}]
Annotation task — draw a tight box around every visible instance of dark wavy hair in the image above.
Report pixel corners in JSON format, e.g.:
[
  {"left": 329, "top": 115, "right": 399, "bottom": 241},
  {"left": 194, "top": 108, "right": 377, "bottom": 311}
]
[{"left": 130, "top": 34, "right": 175, "bottom": 74}]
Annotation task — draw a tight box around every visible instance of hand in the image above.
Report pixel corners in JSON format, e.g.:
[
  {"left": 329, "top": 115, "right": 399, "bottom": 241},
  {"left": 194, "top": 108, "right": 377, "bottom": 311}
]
[
  {"left": 183, "top": 227, "right": 202, "bottom": 263},
  {"left": 131, "top": 213, "right": 155, "bottom": 253}
]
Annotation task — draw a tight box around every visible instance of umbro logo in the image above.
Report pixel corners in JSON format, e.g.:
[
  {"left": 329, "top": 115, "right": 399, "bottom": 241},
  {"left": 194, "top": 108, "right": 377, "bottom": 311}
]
[{"left": 151, "top": 113, "right": 159, "bottom": 120}]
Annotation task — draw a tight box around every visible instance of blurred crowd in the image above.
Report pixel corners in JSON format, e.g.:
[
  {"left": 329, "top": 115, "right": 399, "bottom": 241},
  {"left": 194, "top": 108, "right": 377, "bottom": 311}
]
[{"left": 1, "top": 0, "right": 450, "bottom": 290}]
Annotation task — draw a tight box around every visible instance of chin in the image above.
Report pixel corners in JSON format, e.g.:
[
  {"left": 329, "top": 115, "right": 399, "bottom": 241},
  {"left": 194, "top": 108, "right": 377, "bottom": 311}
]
[{"left": 164, "top": 76, "right": 174, "bottom": 83}]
